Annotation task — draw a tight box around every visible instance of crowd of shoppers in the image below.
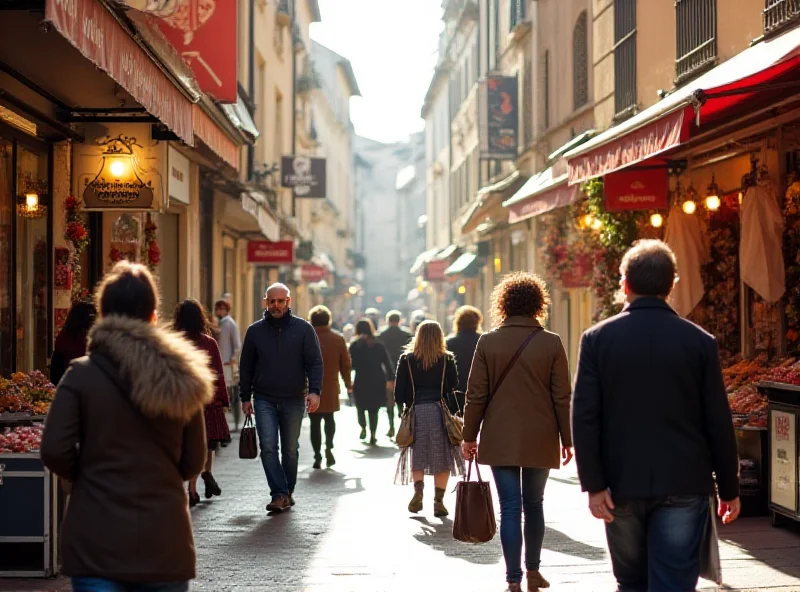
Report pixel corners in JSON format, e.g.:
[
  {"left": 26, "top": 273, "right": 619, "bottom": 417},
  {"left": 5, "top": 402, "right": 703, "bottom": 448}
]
[{"left": 39, "top": 238, "right": 744, "bottom": 592}]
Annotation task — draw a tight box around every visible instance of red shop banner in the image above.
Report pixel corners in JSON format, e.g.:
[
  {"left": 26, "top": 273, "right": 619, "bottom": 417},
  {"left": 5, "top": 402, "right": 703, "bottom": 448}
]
[
  {"left": 45, "top": 0, "right": 193, "bottom": 144},
  {"left": 603, "top": 168, "right": 669, "bottom": 212},
  {"left": 300, "top": 264, "right": 327, "bottom": 283},
  {"left": 424, "top": 259, "right": 450, "bottom": 282},
  {"left": 247, "top": 240, "right": 294, "bottom": 264},
  {"left": 154, "top": 0, "right": 237, "bottom": 103}
]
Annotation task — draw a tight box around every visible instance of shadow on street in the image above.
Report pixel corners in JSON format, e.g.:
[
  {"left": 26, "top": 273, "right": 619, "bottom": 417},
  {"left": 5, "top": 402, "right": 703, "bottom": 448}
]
[{"left": 410, "top": 516, "right": 504, "bottom": 565}]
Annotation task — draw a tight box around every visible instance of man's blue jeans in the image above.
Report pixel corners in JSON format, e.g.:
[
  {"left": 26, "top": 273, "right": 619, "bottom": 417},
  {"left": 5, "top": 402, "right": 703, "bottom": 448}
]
[
  {"left": 253, "top": 397, "right": 306, "bottom": 499},
  {"left": 491, "top": 466, "right": 551, "bottom": 584},
  {"left": 71, "top": 578, "right": 188, "bottom": 592},
  {"left": 606, "top": 494, "right": 709, "bottom": 592}
]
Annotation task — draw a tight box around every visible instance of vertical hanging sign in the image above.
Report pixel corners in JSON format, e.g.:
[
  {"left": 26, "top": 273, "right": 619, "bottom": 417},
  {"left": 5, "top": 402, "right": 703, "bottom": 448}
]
[{"left": 479, "top": 74, "right": 519, "bottom": 160}]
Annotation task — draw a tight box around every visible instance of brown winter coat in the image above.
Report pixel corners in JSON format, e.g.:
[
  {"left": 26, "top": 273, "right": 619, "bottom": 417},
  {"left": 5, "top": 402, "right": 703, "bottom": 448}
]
[
  {"left": 313, "top": 326, "right": 352, "bottom": 414},
  {"left": 462, "top": 316, "right": 572, "bottom": 469},
  {"left": 41, "top": 315, "right": 213, "bottom": 583}
]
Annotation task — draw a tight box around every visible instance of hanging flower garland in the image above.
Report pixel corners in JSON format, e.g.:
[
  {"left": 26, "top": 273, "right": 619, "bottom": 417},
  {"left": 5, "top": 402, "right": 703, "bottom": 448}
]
[
  {"left": 784, "top": 179, "right": 800, "bottom": 353},
  {"left": 539, "top": 210, "right": 595, "bottom": 289},
  {"left": 142, "top": 213, "right": 160, "bottom": 272},
  {"left": 64, "top": 196, "right": 90, "bottom": 302}
]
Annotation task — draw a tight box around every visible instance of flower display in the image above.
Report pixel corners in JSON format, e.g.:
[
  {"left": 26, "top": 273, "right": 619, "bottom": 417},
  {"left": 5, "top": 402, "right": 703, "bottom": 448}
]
[
  {"left": 143, "top": 213, "right": 160, "bottom": 272},
  {"left": 0, "top": 371, "right": 56, "bottom": 416},
  {"left": 784, "top": 179, "right": 800, "bottom": 354},
  {"left": 63, "top": 195, "right": 90, "bottom": 302}
]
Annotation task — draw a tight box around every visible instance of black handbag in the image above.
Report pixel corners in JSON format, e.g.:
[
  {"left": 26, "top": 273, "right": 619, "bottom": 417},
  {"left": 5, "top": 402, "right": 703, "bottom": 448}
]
[{"left": 239, "top": 414, "right": 259, "bottom": 459}]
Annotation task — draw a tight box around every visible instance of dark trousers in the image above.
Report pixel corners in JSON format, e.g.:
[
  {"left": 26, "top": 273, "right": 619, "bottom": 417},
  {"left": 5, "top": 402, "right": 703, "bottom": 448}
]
[
  {"left": 357, "top": 406, "right": 380, "bottom": 436},
  {"left": 309, "top": 412, "right": 336, "bottom": 459},
  {"left": 386, "top": 388, "right": 395, "bottom": 429},
  {"left": 491, "top": 466, "right": 550, "bottom": 584},
  {"left": 606, "top": 494, "right": 708, "bottom": 592}
]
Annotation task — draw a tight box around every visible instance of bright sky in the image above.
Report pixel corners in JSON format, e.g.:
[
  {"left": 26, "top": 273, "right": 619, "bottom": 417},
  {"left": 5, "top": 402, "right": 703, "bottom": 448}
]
[{"left": 310, "top": 0, "right": 443, "bottom": 144}]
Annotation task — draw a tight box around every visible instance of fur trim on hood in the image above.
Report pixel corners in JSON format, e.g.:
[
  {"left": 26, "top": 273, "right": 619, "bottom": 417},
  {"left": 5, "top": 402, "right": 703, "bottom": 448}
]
[{"left": 88, "top": 315, "right": 214, "bottom": 422}]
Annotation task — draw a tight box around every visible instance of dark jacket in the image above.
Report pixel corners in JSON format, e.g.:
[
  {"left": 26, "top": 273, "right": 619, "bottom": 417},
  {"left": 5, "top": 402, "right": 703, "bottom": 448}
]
[
  {"left": 446, "top": 330, "right": 481, "bottom": 393},
  {"left": 463, "top": 317, "right": 572, "bottom": 469},
  {"left": 239, "top": 311, "right": 323, "bottom": 402},
  {"left": 41, "top": 316, "right": 212, "bottom": 582},
  {"left": 50, "top": 330, "right": 89, "bottom": 386},
  {"left": 571, "top": 298, "right": 740, "bottom": 501},
  {"left": 349, "top": 337, "right": 395, "bottom": 411},
  {"left": 394, "top": 352, "right": 458, "bottom": 408},
  {"left": 378, "top": 324, "right": 413, "bottom": 367}
]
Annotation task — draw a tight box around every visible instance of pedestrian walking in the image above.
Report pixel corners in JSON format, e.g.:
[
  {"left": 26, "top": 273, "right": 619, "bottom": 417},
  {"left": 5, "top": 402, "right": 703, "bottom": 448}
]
[
  {"left": 50, "top": 301, "right": 96, "bottom": 386},
  {"left": 365, "top": 307, "right": 382, "bottom": 332},
  {"left": 349, "top": 318, "right": 395, "bottom": 445},
  {"left": 239, "top": 283, "right": 323, "bottom": 513},
  {"left": 173, "top": 299, "right": 231, "bottom": 506},
  {"left": 394, "top": 320, "right": 464, "bottom": 517},
  {"left": 215, "top": 298, "right": 242, "bottom": 432},
  {"left": 308, "top": 305, "right": 353, "bottom": 469},
  {"left": 378, "top": 310, "right": 413, "bottom": 438},
  {"left": 41, "top": 261, "right": 212, "bottom": 592},
  {"left": 461, "top": 272, "right": 573, "bottom": 592},
  {"left": 445, "top": 305, "right": 483, "bottom": 410},
  {"left": 572, "top": 240, "right": 740, "bottom": 592}
]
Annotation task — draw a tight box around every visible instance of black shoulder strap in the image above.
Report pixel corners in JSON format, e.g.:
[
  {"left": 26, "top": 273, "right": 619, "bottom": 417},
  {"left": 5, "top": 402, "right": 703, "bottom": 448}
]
[{"left": 487, "top": 327, "right": 543, "bottom": 406}]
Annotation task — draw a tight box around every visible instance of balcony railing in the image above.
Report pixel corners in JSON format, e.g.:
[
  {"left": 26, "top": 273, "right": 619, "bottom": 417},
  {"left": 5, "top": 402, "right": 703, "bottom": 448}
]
[
  {"left": 764, "top": 0, "right": 800, "bottom": 35},
  {"left": 675, "top": 0, "right": 717, "bottom": 84}
]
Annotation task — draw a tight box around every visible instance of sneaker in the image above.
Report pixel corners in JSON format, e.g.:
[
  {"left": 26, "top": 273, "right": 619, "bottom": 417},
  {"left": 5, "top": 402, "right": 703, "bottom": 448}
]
[{"left": 266, "top": 496, "right": 291, "bottom": 513}]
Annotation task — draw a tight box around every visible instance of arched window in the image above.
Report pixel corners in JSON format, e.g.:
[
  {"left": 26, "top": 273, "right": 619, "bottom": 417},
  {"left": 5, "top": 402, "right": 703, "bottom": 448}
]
[{"left": 573, "top": 11, "right": 589, "bottom": 111}]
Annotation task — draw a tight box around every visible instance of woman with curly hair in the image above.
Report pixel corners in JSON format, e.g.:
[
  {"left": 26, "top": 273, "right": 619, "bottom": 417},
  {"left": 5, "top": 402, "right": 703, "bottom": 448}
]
[{"left": 461, "top": 273, "right": 573, "bottom": 592}]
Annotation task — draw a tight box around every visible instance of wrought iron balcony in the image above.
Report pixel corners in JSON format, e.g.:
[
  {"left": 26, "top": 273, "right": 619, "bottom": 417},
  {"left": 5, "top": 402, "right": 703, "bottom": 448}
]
[
  {"left": 675, "top": 0, "right": 717, "bottom": 84},
  {"left": 764, "top": 0, "right": 800, "bottom": 36}
]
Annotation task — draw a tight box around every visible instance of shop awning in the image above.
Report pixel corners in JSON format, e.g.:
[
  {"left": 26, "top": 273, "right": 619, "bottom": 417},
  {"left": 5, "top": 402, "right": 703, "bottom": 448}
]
[
  {"left": 462, "top": 170, "right": 526, "bottom": 233},
  {"left": 45, "top": 0, "right": 194, "bottom": 145},
  {"left": 566, "top": 25, "right": 800, "bottom": 185},
  {"left": 445, "top": 252, "right": 478, "bottom": 277},
  {"left": 193, "top": 103, "right": 242, "bottom": 171},
  {"left": 436, "top": 244, "right": 459, "bottom": 259},
  {"left": 221, "top": 94, "right": 260, "bottom": 142},
  {"left": 410, "top": 247, "right": 441, "bottom": 274},
  {"left": 504, "top": 168, "right": 579, "bottom": 224}
]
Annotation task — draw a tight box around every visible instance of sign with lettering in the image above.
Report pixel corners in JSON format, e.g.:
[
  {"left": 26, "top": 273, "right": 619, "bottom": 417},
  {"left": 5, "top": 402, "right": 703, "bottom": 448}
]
[
  {"left": 45, "top": 0, "right": 193, "bottom": 144},
  {"left": 604, "top": 168, "right": 668, "bottom": 211},
  {"left": 281, "top": 156, "right": 326, "bottom": 199},
  {"left": 167, "top": 146, "right": 190, "bottom": 205},
  {"left": 479, "top": 74, "right": 519, "bottom": 160},
  {"left": 300, "top": 264, "right": 327, "bottom": 282},
  {"left": 770, "top": 410, "right": 797, "bottom": 512},
  {"left": 247, "top": 240, "right": 294, "bottom": 264}
]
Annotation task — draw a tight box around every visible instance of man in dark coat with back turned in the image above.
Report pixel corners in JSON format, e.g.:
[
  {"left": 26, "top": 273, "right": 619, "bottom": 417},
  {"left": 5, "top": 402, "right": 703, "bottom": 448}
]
[
  {"left": 572, "top": 239, "right": 740, "bottom": 592},
  {"left": 377, "top": 310, "right": 412, "bottom": 438},
  {"left": 240, "top": 283, "right": 323, "bottom": 514}
]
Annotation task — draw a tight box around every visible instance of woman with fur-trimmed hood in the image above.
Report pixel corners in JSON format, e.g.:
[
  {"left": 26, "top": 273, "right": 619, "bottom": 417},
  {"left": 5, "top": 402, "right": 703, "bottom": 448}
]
[{"left": 41, "top": 261, "right": 213, "bottom": 591}]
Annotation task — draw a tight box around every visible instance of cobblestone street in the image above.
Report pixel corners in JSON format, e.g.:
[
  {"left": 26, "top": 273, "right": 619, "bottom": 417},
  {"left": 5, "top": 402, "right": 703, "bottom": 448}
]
[{"left": 6, "top": 404, "right": 800, "bottom": 591}]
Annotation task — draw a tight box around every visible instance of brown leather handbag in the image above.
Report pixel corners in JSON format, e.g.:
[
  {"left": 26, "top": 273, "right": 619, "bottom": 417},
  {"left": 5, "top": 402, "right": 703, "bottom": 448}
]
[
  {"left": 238, "top": 414, "right": 259, "bottom": 459},
  {"left": 440, "top": 356, "right": 464, "bottom": 445},
  {"left": 395, "top": 358, "right": 416, "bottom": 448},
  {"left": 453, "top": 460, "right": 496, "bottom": 543}
]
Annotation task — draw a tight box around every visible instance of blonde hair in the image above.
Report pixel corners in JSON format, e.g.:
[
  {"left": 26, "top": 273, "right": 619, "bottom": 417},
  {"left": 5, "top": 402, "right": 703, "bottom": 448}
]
[{"left": 407, "top": 320, "right": 448, "bottom": 370}]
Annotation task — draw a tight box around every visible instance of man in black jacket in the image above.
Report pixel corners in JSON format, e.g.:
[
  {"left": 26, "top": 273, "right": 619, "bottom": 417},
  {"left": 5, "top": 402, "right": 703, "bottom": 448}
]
[
  {"left": 240, "top": 283, "right": 323, "bottom": 513},
  {"left": 377, "top": 310, "right": 412, "bottom": 438},
  {"left": 572, "top": 240, "right": 740, "bottom": 592}
]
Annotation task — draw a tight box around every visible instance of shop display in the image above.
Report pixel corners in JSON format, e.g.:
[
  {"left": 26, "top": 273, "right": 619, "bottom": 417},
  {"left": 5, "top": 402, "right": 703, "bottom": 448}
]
[
  {"left": 0, "top": 424, "right": 43, "bottom": 453},
  {"left": 0, "top": 371, "right": 55, "bottom": 416}
]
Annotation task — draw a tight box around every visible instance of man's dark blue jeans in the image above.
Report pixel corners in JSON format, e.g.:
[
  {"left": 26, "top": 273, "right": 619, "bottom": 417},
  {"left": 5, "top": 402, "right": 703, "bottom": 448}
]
[
  {"left": 606, "top": 494, "right": 709, "bottom": 592},
  {"left": 491, "top": 466, "right": 551, "bottom": 584},
  {"left": 253, "top": 397, "right": 306, "bottom": 499}
]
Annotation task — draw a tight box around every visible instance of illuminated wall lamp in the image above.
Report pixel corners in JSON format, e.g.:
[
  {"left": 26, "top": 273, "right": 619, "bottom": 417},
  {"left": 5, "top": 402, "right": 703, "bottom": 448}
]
[
  {"left": 682, "top": 199, "right": 697, "bottom": 215},
  {"left": 705, "top": 174, "right": 721, "bottom": 211},
  {"left": 650, "top": 213, "right": 664, "bottom": 228}
]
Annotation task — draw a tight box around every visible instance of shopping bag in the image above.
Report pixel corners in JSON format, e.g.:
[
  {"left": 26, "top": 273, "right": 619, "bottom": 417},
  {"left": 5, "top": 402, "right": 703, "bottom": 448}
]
[
  {"left": 700, "top": 496, "right": 722, "bottom": 585},
  {"left": 453, "top": 460, "right": 496, "bottom": 543},
  {"left": 238, "top": 414, "right": 259, "bottom": 459},
  {"left": 395, "top": 406, "right": 415, "bottom": 448}
]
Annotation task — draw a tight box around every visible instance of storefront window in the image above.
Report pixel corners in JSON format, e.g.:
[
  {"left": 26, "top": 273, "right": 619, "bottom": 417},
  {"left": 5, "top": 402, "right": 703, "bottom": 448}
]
[
  {"left": 0, "top": 140, "right": 12, "bottom": 376},
  {"left": 15, "top": 145, "right": 49, "bottom": 373},
  {"left": 223, "top": 247, "right": 235, "bottom": 295}
]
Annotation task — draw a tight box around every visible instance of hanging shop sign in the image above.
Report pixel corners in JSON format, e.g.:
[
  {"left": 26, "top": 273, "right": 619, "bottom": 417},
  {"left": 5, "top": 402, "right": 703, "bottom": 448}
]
[
  {"left": 247, "top": 240, "right": 294, "bottom": 264},
  {"left": 424, "top": 259, "right": 450, "bottom": 282},
  {"left": 603, "top": 168, "right": 669, "bottom": 212},
  {"left": 281, "top": 156, "right": 327, "bottom": 198},
  {"left": 81, "top": 135, "right": 156, "bottom": 210},
  {"left": 479, "top": 74, "right": 519, "bottom": 160},
  {"left": 153, "top": 0, "right": 238, "bottom": 103},
  {"left": 300, "top": 264, "right": 327, "bottom": 282},
  {"left": 167, "top": 146, "right": 190, "bottom": 205},
  {"left": 45, "top": 0, "right": 193, "bottom": 145}
]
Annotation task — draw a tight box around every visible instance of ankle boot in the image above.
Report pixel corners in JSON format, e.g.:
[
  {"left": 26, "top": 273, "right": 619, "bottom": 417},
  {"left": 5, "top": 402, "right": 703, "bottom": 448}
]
[
  {"left": 433, "top": 487, "right": 448, "bottom": 517},
  {"left": 408, "top": 481, "right": 424, "bottom": 513},
  {"left": 526, "top": 571, "right": 550, "bottom": 590}
]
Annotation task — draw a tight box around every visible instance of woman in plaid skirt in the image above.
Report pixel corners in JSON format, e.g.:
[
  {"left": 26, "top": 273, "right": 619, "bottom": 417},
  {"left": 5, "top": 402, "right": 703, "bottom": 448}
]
[{"left": 394, "top": 321, "right": 464, "bottom": 517}]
